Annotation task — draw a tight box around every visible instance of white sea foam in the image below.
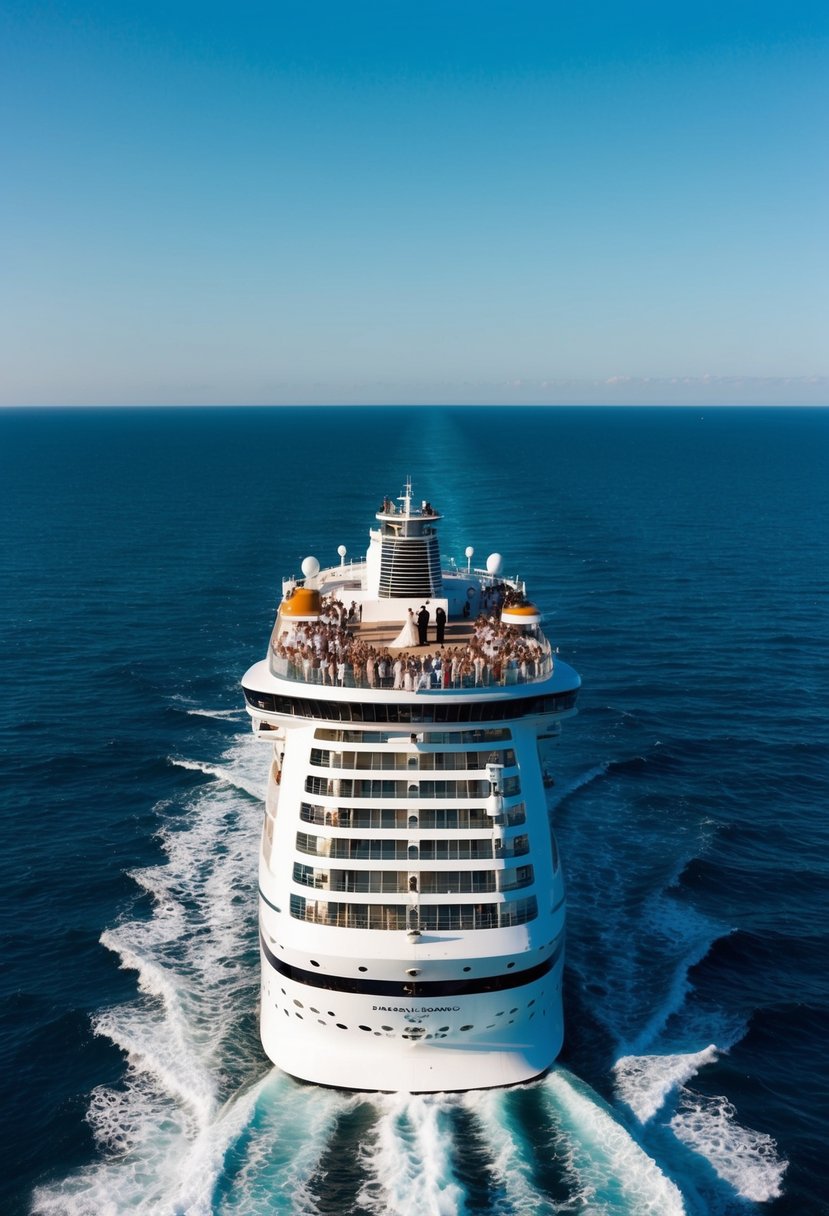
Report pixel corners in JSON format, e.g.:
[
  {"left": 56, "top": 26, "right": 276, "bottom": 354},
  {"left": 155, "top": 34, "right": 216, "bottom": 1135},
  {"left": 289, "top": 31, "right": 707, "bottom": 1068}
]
[
  {"left": 32, "top": 733, "right": 273, "bottom": 1215},
  {"left": 359, "top": 1095, "right": 466, "bottom": 1216},
  {"left": 612, "top": 1046, "right": 719, "bottom": 1124},
  {"left": 32, "top": 1074, "right": 265, "bottom": 1216},
  {"left": 670, "top": 1092, "right": 788, "bottom": 1203},
  {"left": 542, "top": 1071, "right": 687, "bottom": 1215},
  {"left": 168, "top": 694, "right": 245, "bottom": 720},
  {"left": 168, "top": 754, "right": 267, "bottom": 801},
  {"left": 93, "top": 938, "right": 217, "bottom": 1123}
]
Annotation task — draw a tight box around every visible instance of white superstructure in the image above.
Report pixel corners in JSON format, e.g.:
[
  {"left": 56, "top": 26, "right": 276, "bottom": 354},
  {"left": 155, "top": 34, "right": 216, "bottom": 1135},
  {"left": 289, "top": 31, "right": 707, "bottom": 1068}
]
[{"left": 242, "top": 482, "right": 580, "bottom": 1092}]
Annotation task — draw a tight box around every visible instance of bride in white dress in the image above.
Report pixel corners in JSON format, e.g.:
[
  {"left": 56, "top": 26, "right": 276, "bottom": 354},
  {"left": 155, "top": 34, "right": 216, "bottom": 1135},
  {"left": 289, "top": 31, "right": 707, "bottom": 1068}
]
[{"left": 390, "top": 608, "right": 419, "bottom": 648}]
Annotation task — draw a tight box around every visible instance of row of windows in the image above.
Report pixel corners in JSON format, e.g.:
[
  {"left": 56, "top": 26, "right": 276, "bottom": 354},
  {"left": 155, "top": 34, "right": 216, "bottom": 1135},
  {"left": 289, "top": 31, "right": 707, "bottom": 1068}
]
[
  {"left": 308, "top": 748, "right": 516, "bottom": 772},
  {"left": 244, "top": 689, "right": 578, "bottom": 723},
  {"left": 295, "top": 832, "right": 531, "bottom": 861},
  {"left": 289, "top": 894, "right": 538, "bottom": 931},
  {"left": 304, "top": 776, "right": 521, "bottom": 799},
  {"left": 299, "top": 802, "right": 526, "bottom": 830},
  {"left": 314, "top": 728, "right": 513, "bottom": 745},
  {"left": 292, "top": 864, "right": 534, "bottom": 894}
]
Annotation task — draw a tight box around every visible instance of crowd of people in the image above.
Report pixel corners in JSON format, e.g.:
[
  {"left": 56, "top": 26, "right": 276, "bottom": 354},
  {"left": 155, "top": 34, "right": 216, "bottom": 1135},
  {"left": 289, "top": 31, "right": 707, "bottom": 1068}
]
[{"left": 270, "top": 593, "right": 551, "bottom": 690}]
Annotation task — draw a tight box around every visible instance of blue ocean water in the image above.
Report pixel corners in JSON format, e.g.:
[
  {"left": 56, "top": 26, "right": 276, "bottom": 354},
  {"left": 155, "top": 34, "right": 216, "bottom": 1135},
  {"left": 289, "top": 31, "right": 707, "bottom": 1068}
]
[{"left": 0, "top": 405, "right": 827, "bottom": 1216}]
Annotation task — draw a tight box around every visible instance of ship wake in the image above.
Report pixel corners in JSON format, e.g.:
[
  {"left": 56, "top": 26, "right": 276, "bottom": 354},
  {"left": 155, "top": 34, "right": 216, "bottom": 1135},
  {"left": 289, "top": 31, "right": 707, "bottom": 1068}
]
[{"left": 32, "top": 731, "right": 784, "bottom": 1215}]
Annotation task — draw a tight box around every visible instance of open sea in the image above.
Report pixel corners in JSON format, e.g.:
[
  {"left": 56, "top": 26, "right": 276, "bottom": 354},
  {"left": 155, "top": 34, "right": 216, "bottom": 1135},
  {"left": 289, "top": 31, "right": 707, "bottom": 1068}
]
[{"left": 1, "top": 404, "right": 827, "bottom": 1216}]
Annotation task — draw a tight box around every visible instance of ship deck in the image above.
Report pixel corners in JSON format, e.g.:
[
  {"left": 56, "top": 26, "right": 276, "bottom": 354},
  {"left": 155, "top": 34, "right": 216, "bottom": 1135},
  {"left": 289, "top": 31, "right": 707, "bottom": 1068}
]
[{"left": 346, "top": 616, "right": 478, "bottom": 651}]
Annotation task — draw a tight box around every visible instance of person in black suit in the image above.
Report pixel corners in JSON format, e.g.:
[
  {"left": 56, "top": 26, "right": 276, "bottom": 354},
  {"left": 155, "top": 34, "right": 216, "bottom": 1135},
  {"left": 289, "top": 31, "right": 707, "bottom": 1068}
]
[
  {"left": 417, "top": 605, "right": 430, "bottom": 645},
  {"left": 435, "top": 605, "right": 446, "bottom": 645}
]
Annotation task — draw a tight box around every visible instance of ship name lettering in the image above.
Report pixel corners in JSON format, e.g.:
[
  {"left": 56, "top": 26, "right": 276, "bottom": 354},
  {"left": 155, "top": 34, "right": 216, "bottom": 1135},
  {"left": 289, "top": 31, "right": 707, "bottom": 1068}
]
[{"left": 372, "top": 1005, "right": 461, "bottom": 1013}]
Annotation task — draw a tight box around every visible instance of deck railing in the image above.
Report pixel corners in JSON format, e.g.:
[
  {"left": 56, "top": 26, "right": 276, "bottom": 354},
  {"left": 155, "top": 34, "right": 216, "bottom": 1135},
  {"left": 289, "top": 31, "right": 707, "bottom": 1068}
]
[{"left": 269, "top": 646, "right": 553, "bottom": 690}]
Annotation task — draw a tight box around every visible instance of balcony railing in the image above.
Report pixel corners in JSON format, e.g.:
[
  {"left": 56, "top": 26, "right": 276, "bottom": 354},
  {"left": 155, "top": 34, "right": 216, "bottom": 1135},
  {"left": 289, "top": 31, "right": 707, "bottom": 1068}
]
[
  {"left": 289, "top": 894, "right": 538, "bottom": 931},
  {"left": 269, "top": 646, "right": 553, "bottom": 691}
]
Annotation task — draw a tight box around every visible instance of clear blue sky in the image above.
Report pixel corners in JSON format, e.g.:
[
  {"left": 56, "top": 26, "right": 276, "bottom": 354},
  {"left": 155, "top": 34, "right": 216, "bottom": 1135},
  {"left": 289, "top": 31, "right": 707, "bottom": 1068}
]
[{"left": 1, "top": 1, "right": 826, "bottom": 405}]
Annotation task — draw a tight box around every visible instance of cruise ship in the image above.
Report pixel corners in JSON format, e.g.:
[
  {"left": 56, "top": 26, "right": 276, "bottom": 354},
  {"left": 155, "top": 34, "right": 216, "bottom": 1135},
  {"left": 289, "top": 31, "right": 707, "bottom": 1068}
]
[{"left": 241, "top": 481, "right": 580, "bottom": 1092}]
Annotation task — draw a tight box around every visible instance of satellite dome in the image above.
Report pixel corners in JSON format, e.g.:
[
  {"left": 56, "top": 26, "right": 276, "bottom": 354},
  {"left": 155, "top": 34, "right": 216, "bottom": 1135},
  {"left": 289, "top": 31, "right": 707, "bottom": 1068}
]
[
  {"left": 486, "top": 553, "right": 503, "bottom": 575},
  {"left": 301, "top": 555, "right": 320, "bottom": 578}
]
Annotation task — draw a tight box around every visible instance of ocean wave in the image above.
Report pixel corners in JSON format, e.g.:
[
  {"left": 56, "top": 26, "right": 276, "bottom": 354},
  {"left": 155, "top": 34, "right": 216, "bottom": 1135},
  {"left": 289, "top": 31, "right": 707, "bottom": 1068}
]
[
  {"left": 549, "top": 761, "right": 610, "bottom": 809},
  {"left": 669, "top": 1092, "right": 787, "bottom": 1203},
  {"left": 168, "top": 754, "right": 266, "bottom": 802},
  {"left": 541, "top": 1070, "right": 687, "bottom": 1214},
  {"left": 612, "top": 1047, "right": 719, "bottom": 1124}
]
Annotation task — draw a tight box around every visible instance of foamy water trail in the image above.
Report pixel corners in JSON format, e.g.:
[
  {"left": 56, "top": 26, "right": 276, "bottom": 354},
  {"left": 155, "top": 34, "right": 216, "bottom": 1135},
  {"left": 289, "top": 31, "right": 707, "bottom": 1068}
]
[
  {"left": 670, "top": 1092, "right": 787, "bottom": 1204},
  {"left": 358, "top": 1095, "right": 467, "bottom": 1216},
  {"left": 620, "top": 895, "right": 727, "bottom": 1057},
  {"left": 612, "top": 1047, "right": 720, "bottom": 1124},
  {"left": 541, "top": 1071, "right": 687, "bottom": 1215},
  {"left": 32, "top": 734, "right": 270, "bottom": 1214},
  {"left": 215, "top": 1074, "right": 352, "bottom": 1215},
  {"left": 169, "top": 754, "right": 267, "bottom": 801},
  {"left": 168, "top": 694, "right": 246, "bottom": 720},
  {"left": 549, "top": 761, "right": 609, "bottom": 810},
  {"left": 464, "top": 1088, "right": 562, "bottom": 1215}
]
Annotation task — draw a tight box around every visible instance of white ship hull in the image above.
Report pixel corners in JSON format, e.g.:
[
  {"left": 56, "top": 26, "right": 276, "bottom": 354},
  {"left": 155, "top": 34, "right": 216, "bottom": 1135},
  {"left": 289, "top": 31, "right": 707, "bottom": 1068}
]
[{"left": 259, "top": 947, "right": 564, "bottom": 1092}]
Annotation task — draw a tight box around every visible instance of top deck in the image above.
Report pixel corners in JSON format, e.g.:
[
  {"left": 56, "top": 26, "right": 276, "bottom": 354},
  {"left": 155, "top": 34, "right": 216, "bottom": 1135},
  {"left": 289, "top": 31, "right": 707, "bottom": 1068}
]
[
  {"left": 270, "top": 577, "right": 555, "bottom": 692},
  {"left": 255, "top": 480, "right": 571, "bottom": 695}
]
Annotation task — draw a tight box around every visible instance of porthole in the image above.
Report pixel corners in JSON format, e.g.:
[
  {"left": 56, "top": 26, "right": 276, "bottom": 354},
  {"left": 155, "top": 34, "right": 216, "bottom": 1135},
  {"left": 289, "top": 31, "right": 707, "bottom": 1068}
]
[
  {"left": 438, "top": 1026, "right": 449, "bottom": 1032},
  {"left": 509, "top": 1007, "right": 518, "bottom": 1014},
  {"left": 328, "top": 1011, "right": 336, "bottom": 1017},
  {"left": 310, "top": 1007, "right": 319, "bottom": 1014},
  {"left": 495, "top": 1011, "right": 504, "bottom": 1017},
  {"left": 463, "top": 966, "right": 471, "bottom": 973},
  {"left": 358, "top": 965, "right": 368, "bottom": 973},
  {"left": 506, "top": 962, "right": 515, "bottom": 969},
  {"left": 295, "top": 1013, "right": 303, "bottom": 1019},
  {"left": 359, "top": 1025, "right": 372, "bottom": 1032},
  {"left": 382, "top": 1025, "right": 393, "bottom": 1031},
  {"left": 318, "top": 1019, "right": 326, "bottom": 1025},
  {"left": 528, "top": 1000, "right": 535, "bottom": 1007},
  {"left": 284, "top": 1009, "right": 289, "bottom": 1017},
  {"left": 293, "top": 999, "right": 304, "bottom": 1008},
  {"left": 336, "top": 1023, "right": 348, "bottom": 1030},
  {"left": 310, "top": 960, "right": 320, "bottom": 968},
  {"left": 460, "top": 1024, "right": 474, "bottom": 1032}
]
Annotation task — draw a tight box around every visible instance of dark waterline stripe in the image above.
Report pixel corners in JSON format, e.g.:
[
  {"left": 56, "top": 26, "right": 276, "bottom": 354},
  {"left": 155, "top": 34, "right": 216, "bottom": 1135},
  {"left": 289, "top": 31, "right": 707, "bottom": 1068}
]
[{"left": 259, "top": 930, "right": 563, "bottom": 998}]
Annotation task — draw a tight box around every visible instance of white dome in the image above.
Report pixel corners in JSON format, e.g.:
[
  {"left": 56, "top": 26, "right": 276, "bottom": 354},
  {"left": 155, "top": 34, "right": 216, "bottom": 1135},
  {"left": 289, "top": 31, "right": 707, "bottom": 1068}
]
[
  {"left": 301, "top": 555, "right": 320, "bottom": 578},
  {"left": 486, "top": 552, "right": 503, "bottom": 575}
]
